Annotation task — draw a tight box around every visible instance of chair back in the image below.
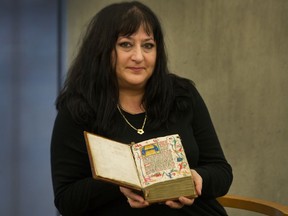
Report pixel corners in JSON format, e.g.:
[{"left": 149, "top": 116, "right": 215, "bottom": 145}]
[{"left": 217, "top": 194, "right": 288, "bottom": 216}]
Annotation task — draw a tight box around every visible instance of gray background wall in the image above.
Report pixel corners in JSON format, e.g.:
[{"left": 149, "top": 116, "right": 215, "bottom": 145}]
[{"left": 66, "top": 0, "right": 288, "bottom": 215}]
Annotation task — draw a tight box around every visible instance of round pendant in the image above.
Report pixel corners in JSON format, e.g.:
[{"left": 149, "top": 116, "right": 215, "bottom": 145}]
[{"left": 137, "top": 129, "right": 144, "bottom": 135}]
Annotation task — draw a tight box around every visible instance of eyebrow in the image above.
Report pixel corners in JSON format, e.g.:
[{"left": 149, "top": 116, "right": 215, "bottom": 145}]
[
  {"left": 118, "top": 36, "right": 154, "bottom": 41},
  {"left": 143, "top": 37, "right": 154, "bottom": 41}
]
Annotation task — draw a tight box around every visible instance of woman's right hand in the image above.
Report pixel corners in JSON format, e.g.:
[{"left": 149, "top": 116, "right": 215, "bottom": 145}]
[{"left": 119, "top": 186, "right": 150, "bottom": 208}]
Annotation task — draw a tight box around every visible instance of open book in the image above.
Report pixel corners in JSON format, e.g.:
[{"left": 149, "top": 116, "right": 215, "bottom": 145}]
[{"left": 84, "top": 132, "right": 197, "bottom": 203}]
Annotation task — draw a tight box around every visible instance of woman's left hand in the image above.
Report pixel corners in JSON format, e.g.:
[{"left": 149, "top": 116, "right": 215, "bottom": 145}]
[
  {"left": 164, "top": 169, "right": 202, "bottom": 209},
  {"left": 164, "top": 196, "right": 194, "bottom": 209},
  {"left": 120, "top": 169, "right": 202, "bottom": 209}
]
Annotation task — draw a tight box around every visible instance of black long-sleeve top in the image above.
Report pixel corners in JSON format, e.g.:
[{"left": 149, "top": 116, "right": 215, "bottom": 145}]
[{"left": 51, "top": 79, "right": 233, "bottom": 216}]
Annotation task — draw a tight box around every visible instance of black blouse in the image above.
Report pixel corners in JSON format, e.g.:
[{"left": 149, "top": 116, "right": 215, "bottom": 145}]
[{"left": 51, "top": 81, "right": 233, "bottom": 216}]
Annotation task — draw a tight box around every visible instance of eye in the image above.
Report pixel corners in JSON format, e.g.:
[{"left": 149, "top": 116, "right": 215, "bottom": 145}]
[
  {"left": 142, "top": 43, "right": 155, "bottom": 49},
  {"left": 119, "top": 42, "right": 132, "bottom": 48}
]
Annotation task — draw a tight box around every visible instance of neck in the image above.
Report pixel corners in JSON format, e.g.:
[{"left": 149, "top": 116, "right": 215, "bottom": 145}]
[{"left": 118, "top": 89, "right": 145, "bottom": 114}]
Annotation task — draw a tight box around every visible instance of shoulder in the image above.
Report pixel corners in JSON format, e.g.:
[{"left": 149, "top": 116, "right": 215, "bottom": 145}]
[
  {"left": 168, "top": 73, "right": 198, "bottom": 99},
  {"left": 167, "top": 73, "right": 201, "bottom": 115},
  {"left": 54, "top": 105, "right": 91, "bottom": 135},
  {"left": 56, "top": 94, "right": 95, "bottom": 128}
]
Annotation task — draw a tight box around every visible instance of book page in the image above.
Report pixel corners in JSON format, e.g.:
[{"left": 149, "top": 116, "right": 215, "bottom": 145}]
[
  {"left": 86, "top": 133, "right": 141, "bottom": 187},
  {"left": 132, "top": 134, "right": 191, "bottom": 187}
]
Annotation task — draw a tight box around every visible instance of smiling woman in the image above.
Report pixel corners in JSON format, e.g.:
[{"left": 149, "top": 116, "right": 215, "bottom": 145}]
[
  {"left": 51, "top": 1, "right": 233, "bottom": 216},
  {"left": 115, "top": 25, "right": 157, "bottom": 98}
]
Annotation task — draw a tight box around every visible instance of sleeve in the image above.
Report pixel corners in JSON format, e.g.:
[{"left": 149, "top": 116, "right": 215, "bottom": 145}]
[
  {"left": 50, "top": 108, "right": 123, "bottom": 216},
  {"left": 191, "top": 85, "right": 233, "bottom": 198}
]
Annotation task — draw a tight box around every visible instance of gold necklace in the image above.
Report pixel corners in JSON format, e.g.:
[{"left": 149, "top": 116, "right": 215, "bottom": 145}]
[{"left": 117, "top": 105, "right": 147, "bottom": 135}]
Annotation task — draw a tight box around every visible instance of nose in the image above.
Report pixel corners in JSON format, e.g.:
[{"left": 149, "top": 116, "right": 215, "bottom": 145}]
[{"left": 131, "top": 45, "right": 144, "bottom": 62}]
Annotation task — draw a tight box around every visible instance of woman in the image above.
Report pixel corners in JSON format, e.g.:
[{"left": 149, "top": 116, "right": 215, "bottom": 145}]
[{"left": 51, "top": 1, "right": 233, "bottom": 216}]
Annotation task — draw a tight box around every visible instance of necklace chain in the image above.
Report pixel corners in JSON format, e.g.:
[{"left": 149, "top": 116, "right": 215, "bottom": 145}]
[{"left": 117, "top": 105, "right": 147, "bottom": 135}]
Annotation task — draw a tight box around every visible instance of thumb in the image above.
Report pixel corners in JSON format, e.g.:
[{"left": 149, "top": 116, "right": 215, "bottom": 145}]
[{"left": 191, "top": 169, "right": 202, "bottom": 196}]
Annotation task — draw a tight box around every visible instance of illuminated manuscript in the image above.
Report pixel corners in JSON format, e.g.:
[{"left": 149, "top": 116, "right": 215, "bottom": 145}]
[{"left": 84, "top": 132, "right": 197, "bottom": 203}]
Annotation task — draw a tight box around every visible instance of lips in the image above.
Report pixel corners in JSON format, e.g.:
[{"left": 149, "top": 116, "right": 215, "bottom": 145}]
[{"left": 127, "top": 67, "right": 145, "bottom": 72}]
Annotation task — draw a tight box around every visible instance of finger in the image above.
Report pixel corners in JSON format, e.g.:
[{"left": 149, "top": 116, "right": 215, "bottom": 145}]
[
  {"left": 196, "top": 184, "right": 202, "bottom": 196},
  {"left": 119, "top": 186, "right": 131, "bottom": 195},
  {"left": 127, "top": 197, "right": 149, "bottom": 208},
  {"left": 179, "top": 196, "right": 194, "bottom": 206},
  {"left": 126, "top": 193, "right": 146, "bottom": 203},
  {"left": 194, "top": 176, "right": 202, "bottom": 196},
  {"left": 126, "top": 196, "right": 147, "bottom": 204},
  {"left": 165, "top": 200, "right": 184, "bottom": 209},
  {"left": 191, "top": 170, "right": 202, "bottom": 195},
  {"left": 120, "top": 187, "right": 145, "bottom": 202}
]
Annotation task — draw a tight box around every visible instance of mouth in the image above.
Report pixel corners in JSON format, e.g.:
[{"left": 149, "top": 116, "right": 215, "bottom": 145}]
[{"left": 127, "top": 67, "right": 145, "bottom": 72}]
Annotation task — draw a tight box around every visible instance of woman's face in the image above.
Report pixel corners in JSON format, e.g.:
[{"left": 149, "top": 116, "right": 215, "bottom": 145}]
[{"left": 114, "top": 25, "right": 156, "bottom": 91}]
